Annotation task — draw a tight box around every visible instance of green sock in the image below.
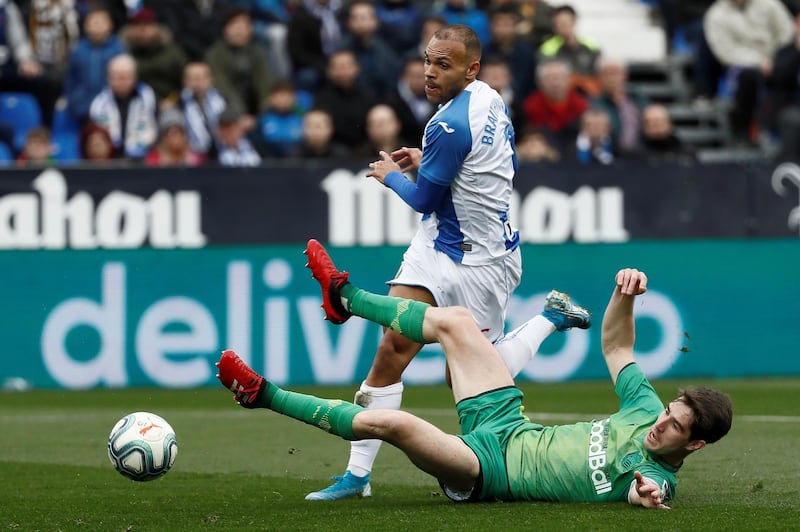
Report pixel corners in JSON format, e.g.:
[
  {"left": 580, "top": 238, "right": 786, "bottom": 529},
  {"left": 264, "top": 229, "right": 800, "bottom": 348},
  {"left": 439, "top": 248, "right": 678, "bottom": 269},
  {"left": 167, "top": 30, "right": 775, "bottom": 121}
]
[
  {"left": 256, "top": 382, "right": 362, "bottom": 441},
  {"left": 340, "top": 283, "right": 429, "bottom": 344}
]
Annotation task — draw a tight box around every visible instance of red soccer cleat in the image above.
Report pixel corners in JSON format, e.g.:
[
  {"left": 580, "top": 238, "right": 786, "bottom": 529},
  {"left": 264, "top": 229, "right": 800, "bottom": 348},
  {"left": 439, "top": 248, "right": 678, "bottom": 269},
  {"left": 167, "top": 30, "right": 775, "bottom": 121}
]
[
  {"left": 215, "top": 349, "right": 265, "bottom": 408},
  {"left": 304, "top": 239, "right": 352, "bottom": 324}
]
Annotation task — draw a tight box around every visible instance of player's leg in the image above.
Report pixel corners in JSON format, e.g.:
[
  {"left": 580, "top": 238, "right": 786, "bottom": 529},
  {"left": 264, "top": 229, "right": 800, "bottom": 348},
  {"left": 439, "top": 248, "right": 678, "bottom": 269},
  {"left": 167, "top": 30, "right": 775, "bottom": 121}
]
[
  {"left": 353, "top": 409, "right": 479, "bottom": 492},
  {"left": 303, "top": 239, "right": 432, "bottom": 499},
  {"left": 309, "top": 285, "right": 433, "bottom": 500},
  {"left": 425, "top": 306, "right": 514, "bottom": 401},
  {"left": 305, "top": 238, "right": 512, "bottom": 397},
  {"left": 334, "top": 284, "right": 433, "bottom": 487},
  {"left": 216, "top": 350, "right": 479, "bottom": 492},
  {"left": 494, "top": 290, "right": 592, "bottom": 377}
]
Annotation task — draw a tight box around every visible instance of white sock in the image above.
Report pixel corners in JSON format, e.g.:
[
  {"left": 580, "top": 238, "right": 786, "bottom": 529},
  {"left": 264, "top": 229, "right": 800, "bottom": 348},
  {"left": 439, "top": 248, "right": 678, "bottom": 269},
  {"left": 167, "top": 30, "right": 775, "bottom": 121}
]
[
  {"left": 494, "top": 315, "right": 556, "bottom": 378},
  {"left": 346, "top": 381, "right": 404, "bottom": 477}
]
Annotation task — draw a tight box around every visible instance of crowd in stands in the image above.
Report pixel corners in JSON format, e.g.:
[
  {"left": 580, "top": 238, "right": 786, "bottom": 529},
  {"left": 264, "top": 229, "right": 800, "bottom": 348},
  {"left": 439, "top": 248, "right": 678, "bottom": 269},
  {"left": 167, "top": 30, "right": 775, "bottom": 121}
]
[{"left": 1, "top": 0, "right": 800, "bottom": 167}]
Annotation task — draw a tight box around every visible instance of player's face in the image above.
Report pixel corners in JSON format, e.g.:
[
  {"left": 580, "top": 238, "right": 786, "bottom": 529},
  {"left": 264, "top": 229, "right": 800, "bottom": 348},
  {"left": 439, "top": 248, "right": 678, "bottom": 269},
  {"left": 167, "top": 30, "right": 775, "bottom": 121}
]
[
  {"left": 423, "top": 37, "right": 479, "bottom": 105},
  {"left": 644, "top": 401, "right": 697, "bottom": 455}
]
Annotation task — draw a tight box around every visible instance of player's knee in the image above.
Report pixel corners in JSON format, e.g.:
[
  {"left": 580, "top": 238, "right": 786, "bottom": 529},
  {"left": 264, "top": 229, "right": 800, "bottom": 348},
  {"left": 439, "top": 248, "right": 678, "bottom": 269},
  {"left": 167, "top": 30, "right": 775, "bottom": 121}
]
[
  {"left": 357, "top": 410, "right": 414, "bottom": 441},
  {"left": 436, "top": 306, "right": 477, "bottom": 338}
]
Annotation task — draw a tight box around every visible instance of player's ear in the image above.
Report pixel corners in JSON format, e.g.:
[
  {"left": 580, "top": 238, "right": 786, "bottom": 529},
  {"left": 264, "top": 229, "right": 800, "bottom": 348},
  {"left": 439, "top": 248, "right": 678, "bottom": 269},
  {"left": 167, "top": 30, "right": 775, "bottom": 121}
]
[
  {"left": 466, "top": 61, "right": 480, "bottom": 81},
  {"left": 686, "top": 440, "right": 706, "bottom": 453}
]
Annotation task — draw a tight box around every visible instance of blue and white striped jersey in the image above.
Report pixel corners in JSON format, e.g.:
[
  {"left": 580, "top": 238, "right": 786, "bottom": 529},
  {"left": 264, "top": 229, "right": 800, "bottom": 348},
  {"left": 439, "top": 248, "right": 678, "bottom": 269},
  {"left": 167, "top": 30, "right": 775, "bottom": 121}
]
[{"left": 416, "top": 79, "right": 520, "bottom": 266}]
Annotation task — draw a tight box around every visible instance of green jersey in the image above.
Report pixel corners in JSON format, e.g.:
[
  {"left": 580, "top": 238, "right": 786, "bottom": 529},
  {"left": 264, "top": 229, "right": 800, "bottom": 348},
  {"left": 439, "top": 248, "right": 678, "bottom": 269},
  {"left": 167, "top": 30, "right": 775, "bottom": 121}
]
[{"left": 506, "top": 363, "right": 679, "bottom": 502}]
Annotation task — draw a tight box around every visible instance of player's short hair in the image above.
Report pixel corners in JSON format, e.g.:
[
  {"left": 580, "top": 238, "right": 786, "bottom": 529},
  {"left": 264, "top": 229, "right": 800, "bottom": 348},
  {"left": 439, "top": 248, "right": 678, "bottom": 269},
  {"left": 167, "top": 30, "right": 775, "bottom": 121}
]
[
  {"left": 433, "top": 24, "right": 482, "bottom": 62},
  {"left": 677, "top": 387, "right": 733, "bottom": 444}
]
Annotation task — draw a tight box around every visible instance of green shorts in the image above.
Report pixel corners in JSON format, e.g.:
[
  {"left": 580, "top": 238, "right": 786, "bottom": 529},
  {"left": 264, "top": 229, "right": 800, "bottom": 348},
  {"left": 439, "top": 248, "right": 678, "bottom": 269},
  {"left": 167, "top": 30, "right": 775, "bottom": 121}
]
[{"left": 454, "top": 386, "right": 542, "bottom": 502}]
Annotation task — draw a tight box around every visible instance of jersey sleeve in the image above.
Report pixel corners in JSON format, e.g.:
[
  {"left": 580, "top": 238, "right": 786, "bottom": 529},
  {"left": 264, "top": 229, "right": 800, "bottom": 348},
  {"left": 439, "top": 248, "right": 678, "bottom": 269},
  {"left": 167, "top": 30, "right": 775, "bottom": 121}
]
[
  {"left": 630, "top": 467, "right": 677, "bottom": 503},
  {"left": 614, "top": 363, "right": 665, "bottom": 419},
  {"left": 383, "top": 171, "right": 450, "bottom": 213},
  {"left": 417, "top": 118, "right": 472, "bottom": 186}
]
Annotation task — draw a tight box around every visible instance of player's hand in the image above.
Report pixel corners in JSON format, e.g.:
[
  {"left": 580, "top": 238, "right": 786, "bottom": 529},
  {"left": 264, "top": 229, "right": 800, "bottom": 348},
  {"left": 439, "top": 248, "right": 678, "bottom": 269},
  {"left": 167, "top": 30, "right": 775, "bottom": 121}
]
[
  {"left": 389, "top": 147, "right": 422, "bottom": 173},
  {"left": 615, "top": 268, "right": 647, "bottom": 296},
  {"left": 367, "top": 150, "right": 402, "bottom": 184},
  {"left": 633, "top": 471, "right": 670, "bottom": 510}
]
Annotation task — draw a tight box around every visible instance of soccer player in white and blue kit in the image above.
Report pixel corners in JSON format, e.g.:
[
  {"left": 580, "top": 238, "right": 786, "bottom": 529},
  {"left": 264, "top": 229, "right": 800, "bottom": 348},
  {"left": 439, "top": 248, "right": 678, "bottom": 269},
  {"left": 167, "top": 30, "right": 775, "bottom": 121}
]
[{"left": 305, "top": 24, "right": 589, "bottom": 501}]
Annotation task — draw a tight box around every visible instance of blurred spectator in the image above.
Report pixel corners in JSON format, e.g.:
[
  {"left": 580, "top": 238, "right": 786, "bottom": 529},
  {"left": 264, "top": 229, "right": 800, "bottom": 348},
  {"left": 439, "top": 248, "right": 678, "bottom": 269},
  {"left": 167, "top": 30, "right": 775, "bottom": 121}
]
[
  {"left": 16, "top": 126, "right": 54, "bottom": 166},
  {"left": 217, "top": 108, "right": 262, "bottom": 166},
  {"left": 255, "top": 80, "right": 304, "bottom": 157},
  {"left": 590, "top": 58, "right": 649, "bottom": 155},
  {"left": 404, "top": 16, "right": 446, "bottom": 61},
  {"left": 0, "top": 0, "right": 45, "bottom": 116},
  {"left": 521, "top": 60, "right": 588, "bottom": 150},
  {"left": 515, "top": 0, "right": 555, "bottom": 49},
  {"left": 571, "top": 108, "right": 614, "bottom": 165},
  {"left": 767, "top": 12, "right": 800, "bottom": 153},
  {"left": 479, "top": 56, "right": 526, "bottom": 135},
  {"left": 64, "top": 6, "right": 125, "bottom": 125},
  {"left": 375, "top": 0, "right": 423, "bottom": 57},
  {"left": 353, "top": 104, "right": 410, "bottom": 158},
  {"left": 287, "top": 0, "right": 344, "bottom": 92},
  {"left": 431, "top": 0, "right": 490, "bottom": 46},
  {"left": 485, "top": 3, "right": 537, "bottom": 101},
  {"left": 386, "top": 57, "right": 434, "bottom": 144},
  {"left": 639, "top": 103, "right": 693, "bottom": 160},
  {"left": 146, "top": 0, "right": 229, "bottom": 62},
  {"left": 704, "top": 0, "right": 794, "bottom": 144},
  {"left": 225, "top": 0, "right": 292, "bottom": 79},
  {"left": 314, "top": 49, "right": 376, "bottom": 149},
  {"left": 341, "top": 0, "right": 401, "bottom": 100},
  {"left": 19, "top": 0, "right": 80, "bottom": 127},
  {"left": 76, "top": 0, "right": 129, "bottom": 32},
  {"left": 538, "top": 4, "right": 601, "bottom": 96},
  {"left": 656, "top": 1, "right": 721, "bottom": 102},
  {"left": 516, "top": 126, "right": 560, "bottom": 162},
  {"left": 290, "top": 107, "right": 350, "bottom": 158},
  {"left": 88, "top": 54, "right": 158, "bottom": 159},
  {"left": 205, "top": 7, "right": 273, "bottom": 132},
  {"left": 765, "top": 12, "right": 800, "bottom": 126},
  {"left": 145, "top": 108, "right": 206, "bottom": 166},
  {"left": 178, "top": 61, "right": 226, "bottom": 159},
  {"left": 120, "top": 7, "right": 187, "bottom": 105},
  {"left": 79, "top": 121, "right": 114, "bottom": 161}
]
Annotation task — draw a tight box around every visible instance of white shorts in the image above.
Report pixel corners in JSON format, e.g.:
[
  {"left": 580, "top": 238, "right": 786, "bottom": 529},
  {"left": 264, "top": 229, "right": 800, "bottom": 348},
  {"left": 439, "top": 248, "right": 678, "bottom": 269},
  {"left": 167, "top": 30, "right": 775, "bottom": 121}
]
[{"left": 388, "top": 233, "right": 522, "bottom": 343}]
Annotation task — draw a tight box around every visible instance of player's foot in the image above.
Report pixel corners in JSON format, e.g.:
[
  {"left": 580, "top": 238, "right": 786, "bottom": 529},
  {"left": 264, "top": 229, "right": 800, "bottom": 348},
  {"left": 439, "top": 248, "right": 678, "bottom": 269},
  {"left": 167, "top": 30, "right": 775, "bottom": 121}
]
[
  {"left": 305, "top": 471, "right": 372, "bottom": 501},
  {"left": 304, "top": 239, "right": 352, "bottom": 324},
  {"left": 543, "top": 290, "right": 592, "bottom": 331},
  {"left": 215, "top": 349, "right": 266, "bottom": 408}
]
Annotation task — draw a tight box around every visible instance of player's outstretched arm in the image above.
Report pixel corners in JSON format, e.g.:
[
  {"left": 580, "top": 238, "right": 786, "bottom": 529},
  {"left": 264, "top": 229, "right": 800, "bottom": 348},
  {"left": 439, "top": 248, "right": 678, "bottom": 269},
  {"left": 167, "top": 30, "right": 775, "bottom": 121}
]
[{"left": 600, "top": 268, "right": 648, "bottom": 385}]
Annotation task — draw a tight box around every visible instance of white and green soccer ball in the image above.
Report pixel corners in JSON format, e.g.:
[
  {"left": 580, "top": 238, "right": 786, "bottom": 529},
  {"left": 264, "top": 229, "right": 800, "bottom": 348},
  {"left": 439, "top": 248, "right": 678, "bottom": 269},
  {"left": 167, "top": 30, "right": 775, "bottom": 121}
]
[{"left": 107, "top": 411, "right": 178, "bottom": 481}]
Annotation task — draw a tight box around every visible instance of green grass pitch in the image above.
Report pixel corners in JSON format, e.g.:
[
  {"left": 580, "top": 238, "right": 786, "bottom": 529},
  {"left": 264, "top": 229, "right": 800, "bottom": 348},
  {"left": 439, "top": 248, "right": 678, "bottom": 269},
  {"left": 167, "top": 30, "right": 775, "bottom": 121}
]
[{"left": 2, "top": 378, "right": 799, "bottom": 531}]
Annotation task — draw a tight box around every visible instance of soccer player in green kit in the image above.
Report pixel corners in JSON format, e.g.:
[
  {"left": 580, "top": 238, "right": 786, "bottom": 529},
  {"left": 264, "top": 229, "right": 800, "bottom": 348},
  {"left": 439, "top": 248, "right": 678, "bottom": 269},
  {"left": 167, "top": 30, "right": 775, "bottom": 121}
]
[{"left": 217, "top": 240, "right": 733, "bottom": 509}]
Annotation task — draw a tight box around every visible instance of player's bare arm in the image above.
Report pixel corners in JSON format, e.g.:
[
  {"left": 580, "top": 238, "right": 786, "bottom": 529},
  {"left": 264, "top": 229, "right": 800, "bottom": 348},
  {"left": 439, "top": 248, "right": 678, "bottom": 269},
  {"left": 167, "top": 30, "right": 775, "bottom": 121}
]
[
  {"left": 601, "top": 268, "right": 648, "bottom": 385},
  {"left": 627, "top": 471, "right": 671, "bottom": 510}
]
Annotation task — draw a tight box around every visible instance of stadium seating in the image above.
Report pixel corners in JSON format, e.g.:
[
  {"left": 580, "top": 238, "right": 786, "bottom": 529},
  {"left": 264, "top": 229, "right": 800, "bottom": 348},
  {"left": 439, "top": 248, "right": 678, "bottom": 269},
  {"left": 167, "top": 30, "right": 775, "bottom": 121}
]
[
  {"left": 571, "top": 0, "right": 666, "bottom": 63},
  {"left": 51, "top": 99, "right": 81, "bottom": 162},
  {"left": 0, "top": 92, "right": 43, "bottom": 152},
  {"left": 0, "top": 141, "right": 13, "bottom": 165}
]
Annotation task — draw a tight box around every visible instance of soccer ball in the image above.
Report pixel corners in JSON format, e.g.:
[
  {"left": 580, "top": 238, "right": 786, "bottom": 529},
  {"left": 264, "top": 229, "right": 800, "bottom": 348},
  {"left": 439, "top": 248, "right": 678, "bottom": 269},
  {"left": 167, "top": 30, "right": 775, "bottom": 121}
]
[{"left": 107, "top": 411, "right": 178, "bottom": 481}]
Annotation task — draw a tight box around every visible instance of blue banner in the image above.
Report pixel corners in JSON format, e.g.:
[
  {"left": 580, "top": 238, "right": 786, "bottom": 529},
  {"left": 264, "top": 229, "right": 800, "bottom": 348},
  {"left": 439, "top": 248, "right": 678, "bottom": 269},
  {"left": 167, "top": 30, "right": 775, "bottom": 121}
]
[{"left": 2, "top": 240, "right": 798, "bottom": 389}]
